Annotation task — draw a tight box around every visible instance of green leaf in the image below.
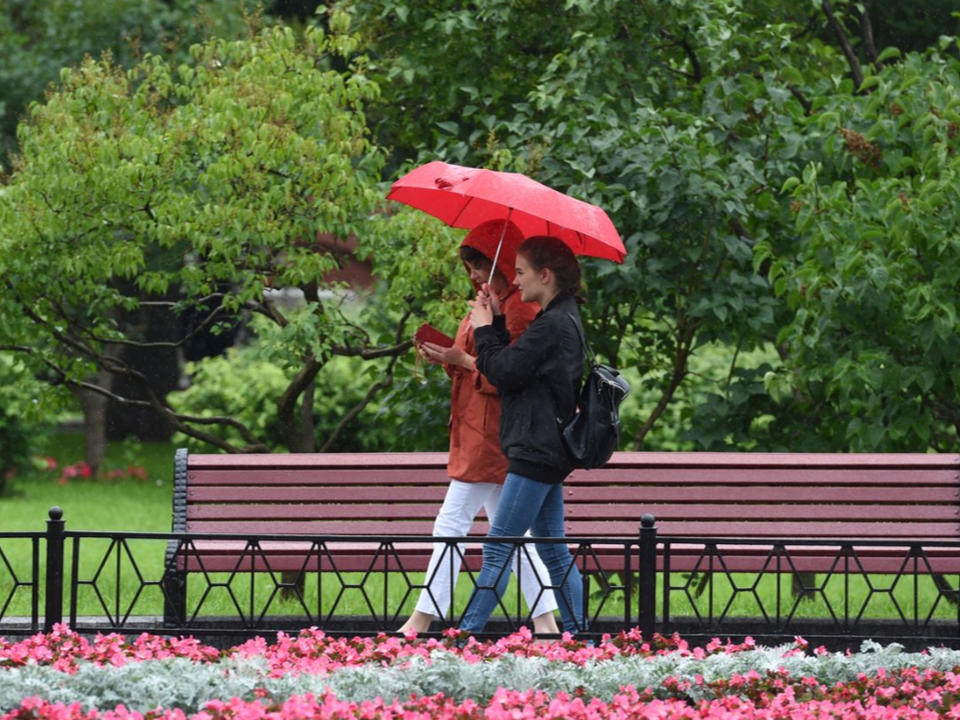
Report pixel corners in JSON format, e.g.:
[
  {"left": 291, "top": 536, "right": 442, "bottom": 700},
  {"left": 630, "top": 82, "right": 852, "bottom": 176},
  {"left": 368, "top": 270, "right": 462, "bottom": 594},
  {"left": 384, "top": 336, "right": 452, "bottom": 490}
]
[
  {"left": 877, "top": 47, "right": 901, "bottom": 63},
  {"left": 780, "top": 177, "right": 800, "bottom": 194},
  {"left": 780, "top": 66, "right": 804, "bottom": 86}
]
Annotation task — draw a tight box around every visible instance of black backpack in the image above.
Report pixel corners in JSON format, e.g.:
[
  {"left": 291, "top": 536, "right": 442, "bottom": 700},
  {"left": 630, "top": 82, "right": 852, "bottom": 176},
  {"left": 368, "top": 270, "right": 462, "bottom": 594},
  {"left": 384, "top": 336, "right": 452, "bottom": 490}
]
[{"left": 558, "top": 314, "right": 632, "bottom": 470}]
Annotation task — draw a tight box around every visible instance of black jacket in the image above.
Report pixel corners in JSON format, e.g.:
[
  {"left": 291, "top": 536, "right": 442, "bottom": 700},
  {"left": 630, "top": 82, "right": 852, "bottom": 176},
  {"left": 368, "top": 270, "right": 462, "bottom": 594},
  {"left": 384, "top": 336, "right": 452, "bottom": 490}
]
[{"left": 474, "top": 292, "right": 585, "bottom": 484}]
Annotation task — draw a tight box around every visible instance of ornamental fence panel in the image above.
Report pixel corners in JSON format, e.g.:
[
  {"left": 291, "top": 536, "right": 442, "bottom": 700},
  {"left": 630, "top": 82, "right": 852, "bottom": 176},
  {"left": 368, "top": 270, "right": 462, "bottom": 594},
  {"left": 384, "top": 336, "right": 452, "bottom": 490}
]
[{"left": 1, "top": 508, "right": 958, "bottom": 650}]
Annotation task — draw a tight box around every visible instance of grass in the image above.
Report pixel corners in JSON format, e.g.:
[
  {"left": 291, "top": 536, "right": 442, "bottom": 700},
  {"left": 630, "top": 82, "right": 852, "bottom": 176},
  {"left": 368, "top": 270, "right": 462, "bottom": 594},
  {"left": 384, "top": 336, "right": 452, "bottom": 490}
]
[
  {"left": 2, "top": 433, "right": 957, "bottom": 629},
  {"left": 0, "top": 432, "right": 174, "bottom": 533}
]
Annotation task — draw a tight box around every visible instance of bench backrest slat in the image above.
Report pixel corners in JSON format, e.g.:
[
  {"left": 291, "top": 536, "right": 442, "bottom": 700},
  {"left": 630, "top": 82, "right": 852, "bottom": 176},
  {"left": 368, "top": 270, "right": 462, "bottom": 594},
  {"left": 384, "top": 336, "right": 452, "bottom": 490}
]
[
  {"left": 186, "top": 485, "right": 959, "bottom": 505},
  {"left": 187, "top": 469, "right": 452, "bottom": 486},
  {"left": 186, "top": 451, "right": 957, "bottom": 470},
  {"left": 186, "top": 467, "right": 959, "bottom": 488}
]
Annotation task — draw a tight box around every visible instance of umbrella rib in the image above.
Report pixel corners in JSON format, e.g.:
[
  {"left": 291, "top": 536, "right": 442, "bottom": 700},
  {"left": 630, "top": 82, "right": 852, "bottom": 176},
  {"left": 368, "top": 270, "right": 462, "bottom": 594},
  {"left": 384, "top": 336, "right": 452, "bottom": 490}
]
[
  {"left": 449, "top": 195, "right": 474, "bottom": 228},
  {"left": 489, "top": 207, "right": 513, "bottom": 276}
]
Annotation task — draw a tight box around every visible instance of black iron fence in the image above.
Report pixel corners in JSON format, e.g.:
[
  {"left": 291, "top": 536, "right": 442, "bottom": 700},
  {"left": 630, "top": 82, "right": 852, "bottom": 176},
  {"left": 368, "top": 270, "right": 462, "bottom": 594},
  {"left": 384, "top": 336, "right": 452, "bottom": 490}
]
[{"left": 1, "top": 508, "right": 958, "bottom": 650}]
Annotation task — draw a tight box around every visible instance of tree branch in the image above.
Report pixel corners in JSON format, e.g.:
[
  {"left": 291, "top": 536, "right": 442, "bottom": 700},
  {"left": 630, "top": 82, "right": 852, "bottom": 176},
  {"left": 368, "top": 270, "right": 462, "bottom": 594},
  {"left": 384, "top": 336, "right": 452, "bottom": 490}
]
[
  {"left": 332, "top": 339, "right": 415, "bottom": 359},
  {"left": 82, "top": 305, "right": 233, "bottom": 350},
  {"left": 277, "top": 355, "right": 326, "bottom": 450},
  {"left": 792, "top": 12, "right": 821, "bottom": 40},
  {"left": 248, "top": 298, "right": 289, "bottom": 327},
  {"left": 822, "top": 0, "right": 865, "bottom": 89},
  {"left": 319, "top": 309, "right": 413, "bottom": 452},
  {"left": 859, "top": 5, "right": 880, "bottom": 68},
  {"left": 138, "top": 293, "right": 227, "bottom": 308},
  {"left": 5, "top": 311, "right": 267, "bottom": 453},
  {"left": 631, "top": 322, "right": 698, "bottom": 449},
  {"left": 658, "top": 28, "right": 702, "bottom": 83},
  {"left": 788, "top": 85, "right": 813, "bottom": 115},
  {"left": 320, "top": 351, "right": 400, "bottom": 453}
]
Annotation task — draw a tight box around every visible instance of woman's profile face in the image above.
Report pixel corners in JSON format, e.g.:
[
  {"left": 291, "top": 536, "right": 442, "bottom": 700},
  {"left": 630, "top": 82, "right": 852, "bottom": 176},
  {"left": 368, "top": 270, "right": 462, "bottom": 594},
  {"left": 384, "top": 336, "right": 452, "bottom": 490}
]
[
  {"left": 465, "top": 259, "right": 491, "bottom": 288},
  {"left": 514, "top": 254, "right": 542, "bottom": 304}
]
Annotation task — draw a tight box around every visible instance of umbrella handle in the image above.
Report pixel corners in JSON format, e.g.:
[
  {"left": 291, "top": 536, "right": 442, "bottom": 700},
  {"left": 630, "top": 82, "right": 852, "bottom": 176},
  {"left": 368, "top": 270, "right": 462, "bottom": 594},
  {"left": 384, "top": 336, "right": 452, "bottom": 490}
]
[{"left": 489, "top": 207, "right": 512, "bottom": 287}]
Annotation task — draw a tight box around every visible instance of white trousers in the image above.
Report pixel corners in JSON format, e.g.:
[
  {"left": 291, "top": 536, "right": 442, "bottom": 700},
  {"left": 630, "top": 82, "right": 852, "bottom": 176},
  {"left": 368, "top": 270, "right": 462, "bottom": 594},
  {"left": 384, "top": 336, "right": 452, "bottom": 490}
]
[{"left": 414, "top": 479, "right": 559, "bottom": 619}]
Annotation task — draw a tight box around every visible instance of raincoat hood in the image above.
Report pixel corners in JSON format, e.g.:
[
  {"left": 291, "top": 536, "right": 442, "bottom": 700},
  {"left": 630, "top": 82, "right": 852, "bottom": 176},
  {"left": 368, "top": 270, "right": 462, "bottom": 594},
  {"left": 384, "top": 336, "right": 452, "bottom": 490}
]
[{"left": 460, "top": 219, "right": 525, "bottom": 284}]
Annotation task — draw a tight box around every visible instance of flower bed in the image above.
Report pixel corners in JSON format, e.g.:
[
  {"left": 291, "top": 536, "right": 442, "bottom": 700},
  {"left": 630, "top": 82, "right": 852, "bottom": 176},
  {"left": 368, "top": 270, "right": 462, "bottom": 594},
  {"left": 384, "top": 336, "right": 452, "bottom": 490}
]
[{"left": 3, "top": 626, "right": 960, "bottom": 719}]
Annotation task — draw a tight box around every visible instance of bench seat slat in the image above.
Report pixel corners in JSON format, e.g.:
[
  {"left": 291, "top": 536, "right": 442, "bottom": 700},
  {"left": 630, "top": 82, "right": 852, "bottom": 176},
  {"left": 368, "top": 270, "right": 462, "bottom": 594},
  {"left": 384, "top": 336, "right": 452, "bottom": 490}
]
[
  {"left": 177, "top": 540, "right": 960, "bottom": 561},
  {"left": 183, "top": 518, "right": 960, "bottom": 539},
  {"left": 185, "top": 502, "right": 960, "bottom": 523},
  {"left": 190, "top": 468, "right": 960, "bottom": 490},
  {"left": 645, "top": 519, "right": 960, "bottom": 538},
  {"left": 174, "top": 541, "right": 960, "bottom": 575},
  {"left": 176, "top": 555, "right": 960, "bottom": 574}
]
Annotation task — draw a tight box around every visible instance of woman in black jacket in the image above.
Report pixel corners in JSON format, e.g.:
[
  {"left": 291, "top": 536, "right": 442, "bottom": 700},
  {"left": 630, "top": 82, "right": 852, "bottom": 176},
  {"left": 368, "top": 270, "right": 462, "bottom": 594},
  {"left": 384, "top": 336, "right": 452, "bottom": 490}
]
[{"left": 458, "top": 235, "right": 586, "bottom": 636}]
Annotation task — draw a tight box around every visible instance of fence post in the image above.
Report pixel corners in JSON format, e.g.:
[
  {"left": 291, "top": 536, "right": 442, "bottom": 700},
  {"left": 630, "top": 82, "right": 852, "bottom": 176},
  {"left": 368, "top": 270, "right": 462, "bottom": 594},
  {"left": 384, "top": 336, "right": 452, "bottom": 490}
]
[
  {"left": 638, "top": 513, "right": 657, "bottom": 641},
  {"left": 44, "top": 506, "right": 65, "bottom": 632}
]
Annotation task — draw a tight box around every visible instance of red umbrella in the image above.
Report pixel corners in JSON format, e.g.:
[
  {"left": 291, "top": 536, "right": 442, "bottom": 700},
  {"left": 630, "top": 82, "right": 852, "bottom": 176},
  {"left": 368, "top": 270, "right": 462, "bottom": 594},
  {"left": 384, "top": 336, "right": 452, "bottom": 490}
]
[{"left": 386, "top": 161, "right": 626, "bottom": 263}]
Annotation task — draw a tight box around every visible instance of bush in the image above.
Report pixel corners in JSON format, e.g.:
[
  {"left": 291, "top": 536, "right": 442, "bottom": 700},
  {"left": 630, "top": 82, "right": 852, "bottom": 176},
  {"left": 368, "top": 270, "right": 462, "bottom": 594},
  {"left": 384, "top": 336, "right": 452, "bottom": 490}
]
[
  {"left": 0, "top": 356, "right": 54, "bottom": 494},
  {"left": 167, "top": 320, "right": 450, "bottom": 454}
]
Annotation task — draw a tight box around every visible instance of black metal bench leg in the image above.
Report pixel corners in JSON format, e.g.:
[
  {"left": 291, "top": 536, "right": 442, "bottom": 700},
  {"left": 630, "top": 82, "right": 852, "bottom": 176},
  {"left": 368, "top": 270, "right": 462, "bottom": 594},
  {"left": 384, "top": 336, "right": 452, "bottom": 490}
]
[{"left": 162, "top": 542, "right": 187, "bottom": 628}]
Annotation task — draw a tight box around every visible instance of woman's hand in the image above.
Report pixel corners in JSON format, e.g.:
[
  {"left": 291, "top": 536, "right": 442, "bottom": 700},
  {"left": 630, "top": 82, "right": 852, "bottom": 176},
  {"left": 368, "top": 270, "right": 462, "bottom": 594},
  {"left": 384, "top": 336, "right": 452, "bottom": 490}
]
[
  {"left": 480, "top": 283, "right": 502, "bottom": 316},
  {"left": 419, "top": 342, "right": 475, "bottom": 370},
  {"left": 469, "top": 291, "right": 494, "bottom": 328}
]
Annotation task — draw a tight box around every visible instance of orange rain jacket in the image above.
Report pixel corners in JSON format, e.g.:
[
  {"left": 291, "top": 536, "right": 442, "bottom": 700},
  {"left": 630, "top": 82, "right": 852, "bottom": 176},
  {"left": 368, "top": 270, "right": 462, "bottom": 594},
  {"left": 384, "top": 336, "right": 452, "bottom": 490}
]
[
  {"left": 446, "top": 288, "right": 538, "bottom": 484},
  {"left": 444, "top": 220, "right": 538, "bottom": 484}
]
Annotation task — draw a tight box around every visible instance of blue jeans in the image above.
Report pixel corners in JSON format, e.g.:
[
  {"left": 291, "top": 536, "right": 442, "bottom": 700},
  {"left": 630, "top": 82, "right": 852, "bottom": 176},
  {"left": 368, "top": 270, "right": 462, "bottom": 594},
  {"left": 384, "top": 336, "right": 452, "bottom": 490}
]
[{"left": 459, "top": 472, "right": 585, "bottom": 634}]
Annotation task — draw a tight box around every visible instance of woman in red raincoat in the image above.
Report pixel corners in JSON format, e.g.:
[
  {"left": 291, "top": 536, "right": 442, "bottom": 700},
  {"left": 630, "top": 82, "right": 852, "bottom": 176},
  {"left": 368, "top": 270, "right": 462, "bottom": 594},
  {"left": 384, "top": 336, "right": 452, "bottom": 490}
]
[{"left": 398, "top": 220, "right": 559, "bottom": 636}]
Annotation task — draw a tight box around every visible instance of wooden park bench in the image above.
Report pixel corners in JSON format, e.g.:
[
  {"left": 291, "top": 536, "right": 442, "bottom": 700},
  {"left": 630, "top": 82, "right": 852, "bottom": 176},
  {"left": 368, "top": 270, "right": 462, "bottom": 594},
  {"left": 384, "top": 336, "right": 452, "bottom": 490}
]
[{"left": 164, "top": 449, "right": 960, "bottom": 636}]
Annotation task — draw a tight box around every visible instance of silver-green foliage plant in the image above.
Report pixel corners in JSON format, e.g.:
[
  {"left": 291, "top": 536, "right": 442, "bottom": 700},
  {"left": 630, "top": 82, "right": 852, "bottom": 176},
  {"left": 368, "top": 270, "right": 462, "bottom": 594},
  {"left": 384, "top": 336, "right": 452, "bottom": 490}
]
[{"left": 3, "top": 641, "right": 960, "bottom": 713}]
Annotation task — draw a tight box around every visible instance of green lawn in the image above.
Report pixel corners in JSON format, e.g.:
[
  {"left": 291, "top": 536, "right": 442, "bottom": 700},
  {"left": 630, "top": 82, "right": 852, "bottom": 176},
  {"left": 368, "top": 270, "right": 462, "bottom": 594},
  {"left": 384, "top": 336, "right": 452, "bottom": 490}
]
[{"left": 0, "top": 432, "right": 175, "bottom": 534}]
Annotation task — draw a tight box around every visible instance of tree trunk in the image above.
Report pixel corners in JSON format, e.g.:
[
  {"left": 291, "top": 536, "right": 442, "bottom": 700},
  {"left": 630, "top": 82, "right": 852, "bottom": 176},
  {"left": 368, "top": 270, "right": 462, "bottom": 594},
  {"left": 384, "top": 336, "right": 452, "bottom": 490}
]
[{"left": 78, "top": 368, "right": 115, "bottom": 477}]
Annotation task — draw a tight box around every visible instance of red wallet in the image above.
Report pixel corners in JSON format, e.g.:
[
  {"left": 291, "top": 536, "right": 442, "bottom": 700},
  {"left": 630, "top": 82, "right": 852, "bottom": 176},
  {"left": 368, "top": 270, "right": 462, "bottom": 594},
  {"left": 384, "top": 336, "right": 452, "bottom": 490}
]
[{"left": 415, "top": 323, "right": 455, "bottom": 348}]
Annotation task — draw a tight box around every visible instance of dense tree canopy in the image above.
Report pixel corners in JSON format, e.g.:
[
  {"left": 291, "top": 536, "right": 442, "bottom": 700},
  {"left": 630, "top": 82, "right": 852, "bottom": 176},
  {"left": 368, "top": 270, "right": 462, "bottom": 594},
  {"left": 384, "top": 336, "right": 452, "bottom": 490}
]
[
  {"left": 1, "top": 0, "right": 959, "bottom": 459},
  {"left": 0, "top": 19, "right": 450, "bottom": 456},
  {"left": 342, "top": 0, "right": 960, "bottom": 452},
  {"left": 765, "top": 45, "right": 960, "bottom": 451},
  {"left": 0, "top": 0, "right": 262, "bottom": 171}
]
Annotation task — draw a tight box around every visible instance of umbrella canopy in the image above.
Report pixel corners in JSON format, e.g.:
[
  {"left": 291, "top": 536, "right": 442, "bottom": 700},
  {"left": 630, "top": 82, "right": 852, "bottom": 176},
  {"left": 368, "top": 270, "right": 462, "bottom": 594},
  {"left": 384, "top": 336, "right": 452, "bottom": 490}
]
[{"left": 386, "top": 160, "right": 626, "bottom": 263}]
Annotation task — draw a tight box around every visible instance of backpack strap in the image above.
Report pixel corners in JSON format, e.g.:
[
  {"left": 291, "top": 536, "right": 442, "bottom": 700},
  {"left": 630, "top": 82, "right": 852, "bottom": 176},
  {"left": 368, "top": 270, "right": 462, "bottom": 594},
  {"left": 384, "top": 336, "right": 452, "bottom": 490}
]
[
  {"left": 566, "top": 312, "right": 595, "bottom": 367},
  {"left": 545, "top": 313, "right": 594, "bottom": 428}
]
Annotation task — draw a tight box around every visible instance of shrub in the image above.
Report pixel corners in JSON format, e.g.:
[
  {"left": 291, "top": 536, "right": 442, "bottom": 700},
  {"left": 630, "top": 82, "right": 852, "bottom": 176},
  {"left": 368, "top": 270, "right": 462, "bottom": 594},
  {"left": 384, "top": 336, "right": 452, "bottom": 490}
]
[{"left": 0, "top": 356, "right": 53, "bottom": 494}]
